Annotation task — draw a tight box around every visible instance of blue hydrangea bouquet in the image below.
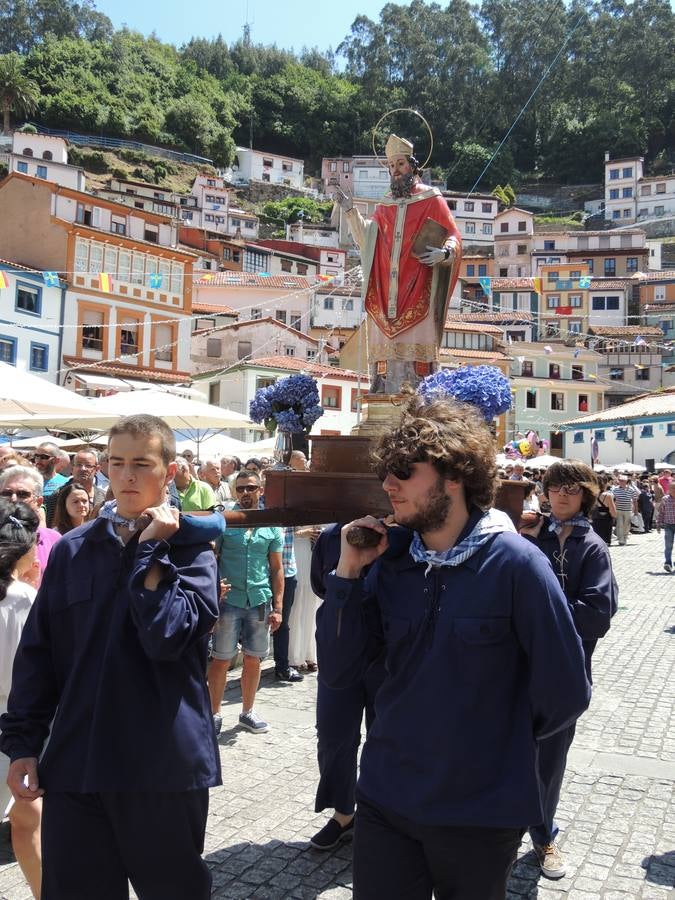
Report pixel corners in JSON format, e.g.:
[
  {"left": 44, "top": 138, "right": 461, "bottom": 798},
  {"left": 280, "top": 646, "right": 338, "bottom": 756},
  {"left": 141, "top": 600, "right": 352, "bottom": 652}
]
[
  {"left": 417, "top": 365, "right": 512, "bottom": 421},
  {"left": 249, "top": 373, "right": 324, "bottom": 435}
]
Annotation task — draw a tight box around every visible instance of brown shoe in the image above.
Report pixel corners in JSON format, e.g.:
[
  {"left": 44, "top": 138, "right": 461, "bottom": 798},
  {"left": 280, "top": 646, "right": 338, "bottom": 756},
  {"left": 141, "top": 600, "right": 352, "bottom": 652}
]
[{"left": 534, "top": 842, "right": 566, "bottom": 879}]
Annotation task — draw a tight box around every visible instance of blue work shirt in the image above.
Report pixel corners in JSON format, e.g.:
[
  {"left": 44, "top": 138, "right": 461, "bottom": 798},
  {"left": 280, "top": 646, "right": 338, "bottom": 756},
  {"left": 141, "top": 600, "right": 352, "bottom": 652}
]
[
  {"left": 316, "top": 514, "right": 591, "bottom": 829},
  {"left": 217, "top": 513, "right": 283, "bottom": 608},
  {"left": 0, "top": 517, "right": 221, "bottom": 792}
]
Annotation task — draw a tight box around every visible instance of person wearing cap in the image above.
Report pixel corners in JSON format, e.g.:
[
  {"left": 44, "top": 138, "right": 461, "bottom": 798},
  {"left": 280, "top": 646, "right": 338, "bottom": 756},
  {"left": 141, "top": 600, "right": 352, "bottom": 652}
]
[{"left": 335, "top": 134, "right": 462, "bottom": 394}]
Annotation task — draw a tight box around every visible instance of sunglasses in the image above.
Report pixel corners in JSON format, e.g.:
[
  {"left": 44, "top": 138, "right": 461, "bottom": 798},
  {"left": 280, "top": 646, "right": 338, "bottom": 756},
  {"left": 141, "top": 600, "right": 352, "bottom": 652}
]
[
  {"left": 374, "top": 462, "right": 413, "bottom": 482},
  {"left": 236, "top": 485, "right": 260, "bottom": 493},
  {"left": 547, "top": 484, "right": 582, "bottom": 495},
  {"left": 32, "top": 453, "right": 53, "bottom": 461},
  {"left": 0, "top": 489, "right": 34, "bottom": 500}
]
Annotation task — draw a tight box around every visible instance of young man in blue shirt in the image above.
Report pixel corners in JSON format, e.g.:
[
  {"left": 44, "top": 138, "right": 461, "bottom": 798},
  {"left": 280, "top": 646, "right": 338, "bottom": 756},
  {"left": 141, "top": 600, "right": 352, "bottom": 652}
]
[
  {"left": 1, "top": 415, "right": 221, "bottom": 900},
  {"left": 316, "top": 395, "right": 591, "bottom": 900}
]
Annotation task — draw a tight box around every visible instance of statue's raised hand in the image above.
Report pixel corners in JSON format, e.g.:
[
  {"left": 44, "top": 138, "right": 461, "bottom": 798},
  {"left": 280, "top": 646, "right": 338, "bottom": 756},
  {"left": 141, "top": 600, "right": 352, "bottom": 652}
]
[{"left": 334, "top": 186, "right": 354, "bottom": 213}]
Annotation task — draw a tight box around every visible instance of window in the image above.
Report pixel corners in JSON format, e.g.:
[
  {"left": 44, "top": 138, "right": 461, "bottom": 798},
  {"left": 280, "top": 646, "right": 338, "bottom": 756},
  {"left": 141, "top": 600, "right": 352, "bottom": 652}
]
[
  {"left": 526, "top": 388, "right": 537, "bottom": 409},
  {"left": 609, "top": 169, "right": 619, "bottom": 180},
  {"left": 626, "top": 257, "right": 638, "bottom": 273},
  {"left": 641, "top": 425, "right": 653, "bottom": 437},
  {"left": 111, "top": 216, "right": 126, "bottom": 236},
  {"left": 144, "top": 224, "right": 159, "bottom": 243},
  {"left": 612, "top": 210, "right": 621, "bottom": 220},
  {"left": 290, "top": 311, "right": 302, "bottom": 331},
  {"left": 615, "top": 428, "right": 628, "bottom": 441},
  {"left": 569, "top": 295, "right": 582, "bottom": 308},
  {"left": 154, "top": 323, "right": 174, "bottom": 362},
  {"left": 549, "top": 363, "right": 561, "bottom": 379},
  {"left": 76, "top": 203, "right": 93, "bottom": 226},
  {"left": 518, "top": 221, "right": 527, "bottom": 232},
  {"left": 550, "top": 392, "right": 564, "bottom": 411},
  {"left": 666, "top": 423, "right": 675, "bottom": 436},
  {"left": 623, "top": 209, "right": 631, "bottom": 218},
  {"left": 343, "top": 298, "right": 354, "bottom": 311},
  {"left": 321, "top": 385, "right": 341, "bottom": 409},
  {"left": 22, "top": 147, "right": 33, "bottom": 157},
  {"left": 275, "top": 310, "right": 287, "bottom": 324},
  {"left": 577, "top": 393, "right": 588, "bottom": 411},
  {"left": 620, "top": 235, "right": 633, "bottom": 248},
  {"left": 521, "top": 360, "right": 533, "bottom": 377},
  {"left": 466, "top": 265, "right": 475, "bottom": 276},
  {"left": 604, "top": 258, "right": 616, "bottom": 277},
  {"left": 465, "top": 222, "right": 476, "bottom": 234},
  {"left": 323, "top": 297, "right": 334, "bottom": 310},
  {"left": 306, "top": 348, "right": 317, "bottom": 361},
  {"left": 500, "top": 223, "right": 509, "bottom": 233},
  {"left": 330, "top": 162, "right": 337, "bottom": 172},
  {"left": 447, "top": 199, "right": 457, "bottom": 210},
  {"left": 342, "top": 162, "right": 349, "bottom": 173},
  {"left": 296, "top": 263, "right": 308, "bottom": 276},
  {"left": 500, "top": 268, "right": 508, "bottom": 277},
  {"left": 547, "top": 296, "right": 561, "bottom": 309},
  {"left": 595, "top": 430, "right": 605, "bottom": 441},
  {"left": 36, "top": 165, "right": 47, "bottom": 179},
  {"left": 15, "top": 283, "right": 41, "bottom": 315},
  {"left": 262, "top": 158, "right": 273, "bottom": 168},
  {"left": 464, "top": 201, "right": 474, "bottom": 211},
  {"left": 655, "top": 205, "right": 665, "bottom": 216},
  {"left": 547, "top": 271, "right": 559, "bottom": 282},
  {"left": 545, "top": 322, "right": 561, "bottom": 338},
  {"left": 482, "top": 223, "right": 492, "bottom": 235},
  {"left": 517, "top": 244, "right": 527, "bottom": 254},
  {"left": 656, "top": 182, "right": 666, "bottom": 194},
  {"left": 572, "top": 365, "right": 584, "bottom": 380},
  {"left": 282, "top": 161, "right": 293, "bottom": 172},
  {"left": 609, "top": 189, "right": 619, "bottom": 200},
  {"left": 119, "top": 317, "right": 140, "bottom": 356},
  {"left": 641, "top": 185, "right": 652, "bottom": 196},
  {"left": 478, "top": 264, "right": 487, "bottom": 277},
  {"left": 584, "top": 258, "right": 594, "bottom": 273},
  {"left": 622, "top": 187, "right": 633, "bottom": 198},
  {"left": 544, "top": 241, "right": 556, "bottom": 251},
  {"left": 622, "top": 167, "right": 633, "bottom": 178},
  {"left": 284, "top": 345, "right": 295, "bottom": 356},
  {"left": 635, "top": 366, "right": 650, "bottom": 381},
  {"left": 609, "top": 367, "right": 624, "bottom": 381},
  {"left": 245, "top": 250, "right": 267, "bottom": 273},
  {"left": 568, "top": 321, "right": 582, "bottom": 334},
  {"left": 206, "top": 338, "right": 222, "bottom": 357},
  {"left": 577, "top": 236, "right": 588, "bottom": 249},
  {"left": 573, "top": 432, "right": 584, "bottom": 444},
  {"left": 481, "top": 203, "right": 492, "bottom": 213},
  {"left": 81, "top": 309, "right": 104, "bottom": 352},
  {"left": 0, "top": 336, "right": 17, "bottom": 364},
  {"left": 42, "top": 150, "right": 53, "bottom": 160},
  {"left": 29, "top": 343, "right": 48, "bottom": 372},
  {"left": 17, "top": 161, "right": 28, "bottom": 173}
]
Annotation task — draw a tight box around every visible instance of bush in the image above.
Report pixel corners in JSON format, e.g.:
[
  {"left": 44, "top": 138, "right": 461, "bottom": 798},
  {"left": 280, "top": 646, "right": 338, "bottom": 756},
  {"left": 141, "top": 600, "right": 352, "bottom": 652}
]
[
  {"left": 152, "top": 163, "right": 167, "bottom": 182},
  {"left": 111, "top": 166, "right": 128, "bottom": 180},
  {"left": 132, "top": 167, "right": 150, "bottom": 181},
  {"left": 120, "top": 149, "right": 150, "bottom": 164},
  {"left": 74, "top": 149, "right": 108, "bottom": 173},
  {"left": 17, "top": 123, "right": 37, "bottom": 133}
]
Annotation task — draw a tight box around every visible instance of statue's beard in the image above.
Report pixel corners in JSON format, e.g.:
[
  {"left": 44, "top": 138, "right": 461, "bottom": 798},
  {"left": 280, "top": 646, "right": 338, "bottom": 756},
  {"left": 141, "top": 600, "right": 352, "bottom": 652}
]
[{"left": 390, "top": 172, "right": 417, "bottom": 198}]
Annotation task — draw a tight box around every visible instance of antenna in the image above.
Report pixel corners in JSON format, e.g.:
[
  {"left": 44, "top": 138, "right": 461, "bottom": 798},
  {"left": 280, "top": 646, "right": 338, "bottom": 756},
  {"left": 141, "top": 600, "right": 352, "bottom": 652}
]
[{"left": 243, "top": 0, "right": 254, "bottom": 46}]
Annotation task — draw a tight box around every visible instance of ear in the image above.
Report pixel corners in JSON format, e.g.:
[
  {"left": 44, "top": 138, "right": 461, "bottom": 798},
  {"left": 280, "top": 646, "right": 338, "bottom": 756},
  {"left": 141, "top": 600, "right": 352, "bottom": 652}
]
[{"left": 164, "top": 461, "right": 177, "bottom": 486}]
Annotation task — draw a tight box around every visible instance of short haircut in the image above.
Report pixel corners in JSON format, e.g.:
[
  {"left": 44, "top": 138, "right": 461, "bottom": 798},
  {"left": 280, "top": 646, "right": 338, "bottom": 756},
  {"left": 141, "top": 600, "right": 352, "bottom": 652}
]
[
  {"left": 235, "top": 469, "right": 262, "bottom": 486},
  {"left": 372, "top": 395, "right": 498, "bottom": 510},
  {"left": 244, "top": 458, "right": 262, "bottom": 471},
  {"left": 0, "top": 464, "right": 44, "bottom": 495},
  {"left": 75, "top": 446, "right": 99, "bottom": 463},
  {"left": 37, "top": 441, "right": 61, "bottom": 456},
  {"left": 199, "top": 457, "right": 220, "bottom": 471},
  {"left": 108, "top": 414, "right": 176, "bottom": 466},
  {"left": 543, "top": 460, "right": 600, "bottom": 517}
]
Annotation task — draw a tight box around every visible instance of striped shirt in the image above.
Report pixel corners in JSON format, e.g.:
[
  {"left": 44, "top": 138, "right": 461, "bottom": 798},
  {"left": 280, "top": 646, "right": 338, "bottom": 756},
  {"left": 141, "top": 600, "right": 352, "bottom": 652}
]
[
  {"left": 657, "top": 495, "right": 675, "bottom": 527},
  {"left": 282, "top": 527, "right": 297, "bottom": 578},
  {"left": 611, "top": 486, "right": 637, "bottom": 512}
]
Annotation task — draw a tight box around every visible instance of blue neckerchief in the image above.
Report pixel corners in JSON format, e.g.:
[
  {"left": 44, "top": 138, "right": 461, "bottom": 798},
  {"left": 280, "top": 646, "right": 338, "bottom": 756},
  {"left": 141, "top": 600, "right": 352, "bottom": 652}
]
[
  {"left": 548, "top": 514, "right": 591, "bottom": 536},
  {"left": 409, "top": 508, "right": 515, "bottom": 576},
  {"left": 98, "top": 500, "right": 225, "bottom": 544}
]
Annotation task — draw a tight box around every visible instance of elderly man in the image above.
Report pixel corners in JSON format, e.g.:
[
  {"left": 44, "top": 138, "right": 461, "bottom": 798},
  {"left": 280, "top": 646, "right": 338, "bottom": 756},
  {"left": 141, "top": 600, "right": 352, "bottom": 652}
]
[
  {"left": 199, "top": 458, "right": 232, "bottom": 505},
  {"left": 31, "top": 443, "right": 68, "bottom": 497},
  {"left": 44, "top": 447, "right": 107, "bottom": 526},
  {"left": 611, "top": 474, "right": 637, "bottom": 546},
  {"left": 0, "top": 464, "right": 60, "bottom": 585},
  {"left": 173, "top": 457, "right": 216, "bottom": 512},
  {"left": 510, "top": 462, "right": 526, "bottom": 481},
  {"left": 337, "top": 134, "right": 462, "bottom": 394}
]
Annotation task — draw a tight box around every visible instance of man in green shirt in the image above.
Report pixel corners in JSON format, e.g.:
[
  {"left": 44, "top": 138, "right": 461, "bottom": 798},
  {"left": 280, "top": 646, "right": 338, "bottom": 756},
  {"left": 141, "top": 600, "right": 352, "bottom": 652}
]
[
  {"left": 173, "top": 457, "right": 216, "bottom": 512},
  {"left": 207, "top": 471, "right": 284, "bottom": 734}
]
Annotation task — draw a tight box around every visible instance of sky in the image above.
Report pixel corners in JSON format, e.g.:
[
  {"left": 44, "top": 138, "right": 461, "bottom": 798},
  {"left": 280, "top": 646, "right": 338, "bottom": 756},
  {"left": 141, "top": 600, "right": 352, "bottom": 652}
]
[{"left": 93, "top": 0, "right": 389, "bottom": 54}]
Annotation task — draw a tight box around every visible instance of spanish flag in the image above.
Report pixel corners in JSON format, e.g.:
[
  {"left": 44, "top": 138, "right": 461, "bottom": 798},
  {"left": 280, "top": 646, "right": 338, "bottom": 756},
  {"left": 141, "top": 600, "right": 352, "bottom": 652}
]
[
  {"left": 99, "top": 272, "right": 112, "bottom": 292},
  {"left": 532, "top": 277, "right": 542, "bottom": 294},
  {"left": 0, "top": 271, "right": 8, "bottom": 290}
]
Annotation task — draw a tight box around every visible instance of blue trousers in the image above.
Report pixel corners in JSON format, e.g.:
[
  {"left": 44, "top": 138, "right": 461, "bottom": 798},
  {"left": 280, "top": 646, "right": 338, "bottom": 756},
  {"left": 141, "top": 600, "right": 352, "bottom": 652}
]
[
  {"left": 272, "top": 574, "right": 297, "bottom": 672},
  {"left": 315, "top": 661, "right": 383, "bottom": 815},
  {"left": 529, "top": 724, "right": 576, "bottom": 847},
  {"left": 41, "top": 789, "right": 211, "bottom": 900},
  {"left": 663, "top": 524, "right": 675, "bottom": 567}
]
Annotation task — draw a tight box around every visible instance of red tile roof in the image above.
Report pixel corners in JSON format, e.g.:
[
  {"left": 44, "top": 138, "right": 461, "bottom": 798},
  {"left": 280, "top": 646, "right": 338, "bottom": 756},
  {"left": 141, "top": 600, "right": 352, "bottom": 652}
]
[
  {"left": 246, "top": 355, "right": 363, "bottom": 381},
  {"left": 632, "top": 270, "right": 675, "bottom": 282},
  {"left": 588, "top": 279, "right": 632, "bottom": 290},
  {"left": 192, "top": 302, "right": 238, "bottom": 315},
  {"left": 443, "top": 321, "right": 504, "bottom": 334},
  {"left": 448, "top": 310, "right": 534, "bottom": 323},
  {"left": 63, "top": 356, "right": 191, "bottom": 384},
  {"left": 588, "top": 326, "right": 663, "bottom": 337},
  {"left": 192, "top": 316, "right": 318, "bottom": 344},
  {"left": 492, "top": 278, "right": 536, "bottom": 290},
  {"left": 195, "top": 272, "right": 311, "bottom": 289},
  {"left": 439, "top": 348, "right": 511, "bottom": 361}
]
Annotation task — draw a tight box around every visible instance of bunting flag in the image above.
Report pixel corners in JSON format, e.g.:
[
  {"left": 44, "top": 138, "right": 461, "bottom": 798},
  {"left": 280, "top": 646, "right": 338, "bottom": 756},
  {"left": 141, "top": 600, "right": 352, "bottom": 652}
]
[
  {"left": 201, "top": 273, "right": 214, "bottom": 282},
  {"left": 259, "top": 272, "right": 271, "bottom": 277},
  {"left": 149, "top": 272, "right": 163, "bottom": 289},
  {"left": 544, "top": 345, "right": 553, "bottom": 354},
  {"left": 555, "top": 306, "right": 573, "bottom": 316},
  {"left": 0, "top": 271, "right": 8, "bottom": 290},
  {"left": 634, "top": 335, "right": 646, "bottom": 346},
  {"left": 43, "top": 271, "right": 60, "bottom": 287},
  {"left": 573, "top": 347, "right": 581, "bottom": 358},
  {"left": 479, "top": 276, "right": 492, "bottom": 297},
  {"left": 578, "top": 275, "right": 592, "bottom": 288},
  {"left": 317, "top": 274, "right": 335, "bottom": 282},
  {"left": 532, "top": 277, "right": 542, "bottom": 294},
  {"left": 99, "top": 272, "right": 112, "bottom": 292}
]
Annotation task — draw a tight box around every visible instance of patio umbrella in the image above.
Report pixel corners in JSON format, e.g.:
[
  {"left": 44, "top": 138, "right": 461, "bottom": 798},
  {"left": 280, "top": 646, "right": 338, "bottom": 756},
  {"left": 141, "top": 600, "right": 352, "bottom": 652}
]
[
  {"left": 0, "top": 363, "right": 98, "bottom": 419},
  {"left": 175, "top": 434, "right": 249, "bottom": 459}
]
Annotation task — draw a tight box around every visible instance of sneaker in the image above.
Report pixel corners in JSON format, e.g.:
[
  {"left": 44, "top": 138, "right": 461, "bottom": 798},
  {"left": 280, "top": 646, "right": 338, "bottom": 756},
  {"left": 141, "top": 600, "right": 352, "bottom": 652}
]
[
  {"left": 534, "top": 842, "right": 566, "bottom": 879},
  {"left": 275, "top": 667, "right": 304, "bottom": 683},
  {"left": 310, "top": 817, "right": 354, "bottom": 850},
  {"left": 238, "top": 710, "right": 269, "bottom": 734},
  {"left": 665, "top": 563, "right": 672, "bottom": 573},
  {"left": 213, "top": 713, "right": 222, "bottom": 736}
]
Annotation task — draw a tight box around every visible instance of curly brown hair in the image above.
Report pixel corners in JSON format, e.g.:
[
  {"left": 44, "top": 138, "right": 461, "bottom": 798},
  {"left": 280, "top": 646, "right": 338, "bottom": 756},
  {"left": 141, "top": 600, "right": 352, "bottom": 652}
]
[
  {"left": 371, "top": 395, "right": 499, "bottom": 510},
  {"left": 542, "top": 460, "right": 600, "bottom": 517}
]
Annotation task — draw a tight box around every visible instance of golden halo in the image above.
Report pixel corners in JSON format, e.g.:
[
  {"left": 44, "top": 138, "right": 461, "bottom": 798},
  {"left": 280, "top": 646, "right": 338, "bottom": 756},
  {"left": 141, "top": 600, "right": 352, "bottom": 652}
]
[{"left": 371, "top": 108, "right": 434, "bottom": 170}]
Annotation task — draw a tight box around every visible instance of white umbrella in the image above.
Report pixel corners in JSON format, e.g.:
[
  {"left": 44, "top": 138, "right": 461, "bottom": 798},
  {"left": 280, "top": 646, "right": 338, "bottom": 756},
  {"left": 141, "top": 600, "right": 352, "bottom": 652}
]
[
  {"left": 615, "top": 462, "right": 646, "bottom": 473},
  {"left": 0, "top": 363, "right": 98, "bottom": 420},
  {"left": 244, "top": 435, "right": 277, "bottom": 453},
  {"left": 654, "top": 462, "right": 674, "bottom": 471},
  {"left": 7, "top": 434, "right": 72, "bottom": 449},
  {"left": 526, "top": 455, "right": 563, "bottom": 468},
  {"left": 175, "top": 434, "right": 249, "bottom": 459}
]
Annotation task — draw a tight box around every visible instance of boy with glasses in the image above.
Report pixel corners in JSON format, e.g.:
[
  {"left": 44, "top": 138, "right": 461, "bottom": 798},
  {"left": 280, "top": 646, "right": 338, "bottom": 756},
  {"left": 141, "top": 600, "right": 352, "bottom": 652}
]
[
  {"left": 208, "top": 471, "right": 284, "bottom": 734},
  {"left": 520, "top": 460, "right": 617, "bottom": 879}
]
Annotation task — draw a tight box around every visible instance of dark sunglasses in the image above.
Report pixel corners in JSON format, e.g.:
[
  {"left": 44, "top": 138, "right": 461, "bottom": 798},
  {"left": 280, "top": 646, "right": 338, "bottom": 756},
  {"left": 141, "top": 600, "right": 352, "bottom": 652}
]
[
  {"left": 0, "top": 489, "right": 34, "bottom": 500},
  {"left": 374, "top": 462, "right": 413, "bottom": 482},
  {"left": 236, "top": 485, "right": 260, "bottom": 493},
  {"left": 31, "top": 453, "right": 53, "bottom": 461}
]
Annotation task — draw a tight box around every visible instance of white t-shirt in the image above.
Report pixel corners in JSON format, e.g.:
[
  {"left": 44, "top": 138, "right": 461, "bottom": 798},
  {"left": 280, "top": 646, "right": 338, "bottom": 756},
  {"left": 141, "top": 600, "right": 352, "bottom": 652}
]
[{"left": 0, "top": 579, "right": 36, "bottom": 709}]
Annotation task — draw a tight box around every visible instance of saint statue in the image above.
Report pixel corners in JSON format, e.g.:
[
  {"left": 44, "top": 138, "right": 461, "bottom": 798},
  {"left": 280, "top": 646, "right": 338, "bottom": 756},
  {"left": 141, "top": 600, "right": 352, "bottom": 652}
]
[{"left": 337, "top": 134, "right": 462, "bottom": 394}]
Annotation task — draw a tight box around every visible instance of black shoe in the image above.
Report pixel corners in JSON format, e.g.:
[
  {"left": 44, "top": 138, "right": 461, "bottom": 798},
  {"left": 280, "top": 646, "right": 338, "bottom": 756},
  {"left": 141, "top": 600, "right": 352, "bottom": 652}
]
[
  {"left": 310, "top": 817, "right": 354, "bottom": 850},
  {"left": 275, "top": 667, "right": 304, "bottom": 683},
  {"left": 213, "top": 714, "right": 222, "bottom": 736}
]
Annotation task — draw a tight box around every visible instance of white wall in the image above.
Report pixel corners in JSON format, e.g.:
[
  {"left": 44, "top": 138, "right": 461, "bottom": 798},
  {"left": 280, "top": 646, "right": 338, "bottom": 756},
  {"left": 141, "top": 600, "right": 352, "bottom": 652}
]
[
  {"left": 565, "top": 424, "right": 675, "bottom": 467},
  {"left": 0, "top": 269, "right": 62, "bottom": 383}
]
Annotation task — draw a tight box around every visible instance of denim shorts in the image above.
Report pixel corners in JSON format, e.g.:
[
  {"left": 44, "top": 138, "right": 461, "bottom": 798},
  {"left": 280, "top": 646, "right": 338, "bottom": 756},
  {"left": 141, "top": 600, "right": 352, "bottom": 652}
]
[{"left": 212, "top": 601, "right": 270, "bottom": 660}]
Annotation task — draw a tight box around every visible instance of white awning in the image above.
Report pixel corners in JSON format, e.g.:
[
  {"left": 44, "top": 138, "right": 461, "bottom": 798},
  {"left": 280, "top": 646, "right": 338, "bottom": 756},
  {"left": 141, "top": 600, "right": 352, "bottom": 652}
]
[{"left": 72, "top": 372, "right": 130, "bottom": 390}]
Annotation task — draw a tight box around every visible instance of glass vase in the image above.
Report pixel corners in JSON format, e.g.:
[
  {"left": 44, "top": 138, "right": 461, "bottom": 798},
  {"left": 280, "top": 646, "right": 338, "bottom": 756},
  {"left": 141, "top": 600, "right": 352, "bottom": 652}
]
[{"left": 272, "top": 430, "right": 294, "bottom": 469}]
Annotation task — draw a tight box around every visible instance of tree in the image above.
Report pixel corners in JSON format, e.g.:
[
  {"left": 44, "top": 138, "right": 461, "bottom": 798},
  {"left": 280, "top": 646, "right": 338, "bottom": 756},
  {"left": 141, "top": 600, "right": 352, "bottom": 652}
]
[{"left": 0, "top": 52, "right": 39, "bottom": 133}]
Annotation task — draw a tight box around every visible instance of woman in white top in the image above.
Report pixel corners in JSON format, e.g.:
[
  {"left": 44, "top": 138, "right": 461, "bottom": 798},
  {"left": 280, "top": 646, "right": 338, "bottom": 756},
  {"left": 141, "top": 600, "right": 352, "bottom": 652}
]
[{"left": 0, "top": 500, "right": 42, "bottom": 899}]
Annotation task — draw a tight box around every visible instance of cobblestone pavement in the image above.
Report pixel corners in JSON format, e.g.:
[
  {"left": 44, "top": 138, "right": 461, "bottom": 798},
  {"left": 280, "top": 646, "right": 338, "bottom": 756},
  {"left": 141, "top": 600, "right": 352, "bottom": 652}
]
[{"left": 1, "top": 530, "right": 674, "bottom": 899}]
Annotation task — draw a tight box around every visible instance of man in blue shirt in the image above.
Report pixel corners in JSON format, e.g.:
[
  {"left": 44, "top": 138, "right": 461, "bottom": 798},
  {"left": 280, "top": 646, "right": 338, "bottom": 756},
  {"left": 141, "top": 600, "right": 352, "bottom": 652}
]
[
  {"left": 31, "top": 442, "right": 68, "bottom": 498},
  {"left": 208, "top": 470, "right": 284, "bottom": 734},
  {"left": 317, "top": 395, "right": 591, "bottom": 900}
]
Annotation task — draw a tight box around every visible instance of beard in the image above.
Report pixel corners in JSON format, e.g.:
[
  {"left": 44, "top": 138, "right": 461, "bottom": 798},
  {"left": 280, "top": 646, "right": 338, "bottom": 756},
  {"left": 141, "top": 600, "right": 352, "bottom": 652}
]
[
  {"left": 393, "top": 476, "right": 450, "bottom": 533},
  {"left": 390, "top": 171, "right": 417, "bottom": 198}
]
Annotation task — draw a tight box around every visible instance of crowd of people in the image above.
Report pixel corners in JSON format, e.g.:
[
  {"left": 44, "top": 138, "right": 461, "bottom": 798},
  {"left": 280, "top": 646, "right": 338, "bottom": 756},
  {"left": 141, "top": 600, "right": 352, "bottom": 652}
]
[{"left": 0, "top": 419, "right": 666, "bottom": 899}]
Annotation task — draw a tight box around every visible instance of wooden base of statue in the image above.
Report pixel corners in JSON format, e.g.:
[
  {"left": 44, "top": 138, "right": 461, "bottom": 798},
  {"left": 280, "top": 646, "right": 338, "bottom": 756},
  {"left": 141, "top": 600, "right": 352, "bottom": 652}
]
[
  {"left": 350, "top": 393, "right": 405, "bottom": 437},
  {"left": 222, "top": 431, "right": 531, "bottom": 529}
]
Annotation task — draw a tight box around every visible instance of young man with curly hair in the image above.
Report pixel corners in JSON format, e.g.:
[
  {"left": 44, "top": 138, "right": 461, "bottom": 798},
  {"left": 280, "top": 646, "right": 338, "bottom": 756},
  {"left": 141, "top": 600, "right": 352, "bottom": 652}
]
[{"left": 316, "top": 396, "right": 591, "bottom": 900}]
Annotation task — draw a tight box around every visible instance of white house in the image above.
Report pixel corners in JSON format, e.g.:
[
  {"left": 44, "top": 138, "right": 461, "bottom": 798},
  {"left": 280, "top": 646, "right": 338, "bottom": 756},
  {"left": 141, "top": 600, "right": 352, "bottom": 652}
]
[
  {"left": 587, "top": 278, "right": 631, "bottom": 326},
  {"left": 311, "top": 285, "right": 363, "bottom": 331},
  {"left": 493, "top": 207, "right": 534, "bottom": 277},
  {"left": 193, "top": 272, "right": 312, "bottom": 329},
  {"left": 193, "top": 355, "right": 366, "bottom": 440},
  {"left": 232, "top": 147, "right": 305, "bottom": 190},
  {"left": 321, "top": 155, "right": 389, "bottom": 200},
  {"left": 4, "top": 133, "right": 86, "bottom": 191},
  {"left": 442, "top": 192, "right": 498, "bottom": 249},
  {"left": 190, "top": 317, "right": 320, "bottom": 374},
  {"left": 286, "top": 222, "right": 340, "bottom": 249},
  {"left": 0, "top": 259, "right": 63, "bottom": 384},
  {"left": 604, "top": 152, "right": 675, "bottom": 225}
]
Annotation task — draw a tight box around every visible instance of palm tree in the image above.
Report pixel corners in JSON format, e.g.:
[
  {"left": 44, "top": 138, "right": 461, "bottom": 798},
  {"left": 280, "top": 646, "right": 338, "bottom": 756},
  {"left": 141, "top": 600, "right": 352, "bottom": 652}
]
[{"left": 0, "top": 53, "right": 40, "bottom": 135}]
